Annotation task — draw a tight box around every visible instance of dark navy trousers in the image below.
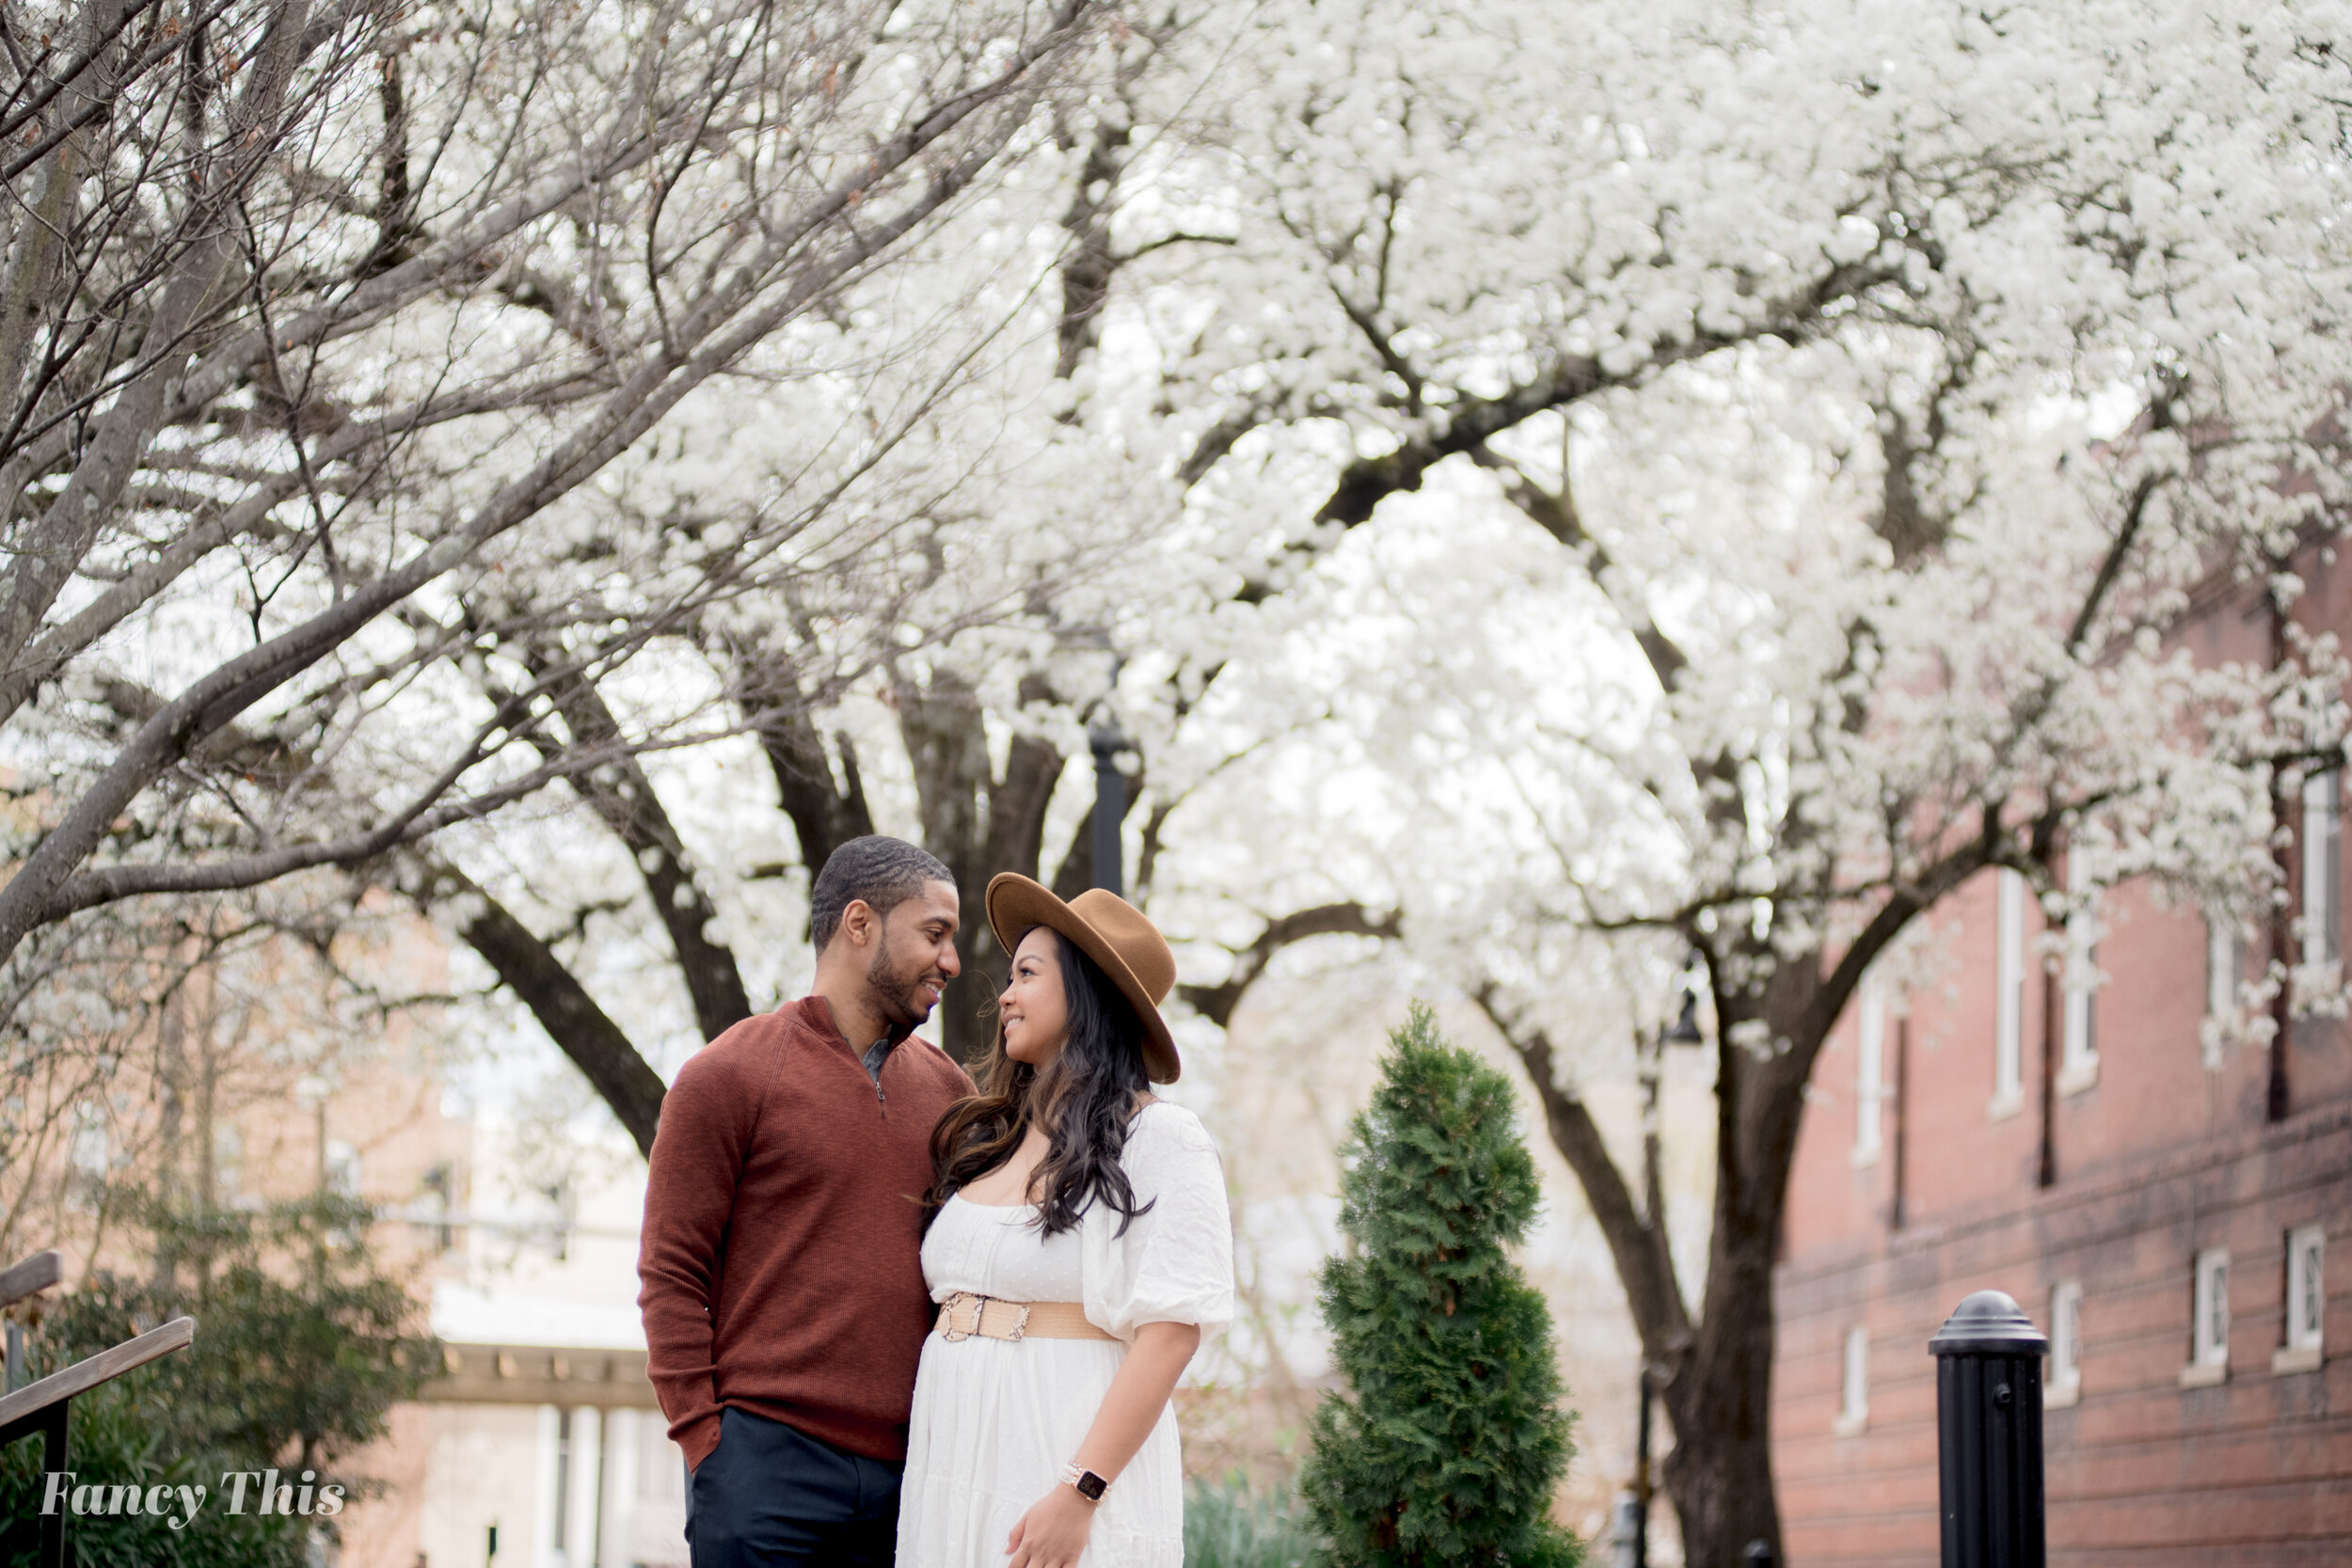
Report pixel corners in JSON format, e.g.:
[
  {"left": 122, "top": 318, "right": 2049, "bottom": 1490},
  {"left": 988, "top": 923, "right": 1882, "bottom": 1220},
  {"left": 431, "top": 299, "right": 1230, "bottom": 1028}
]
[{"left": 686, "top": 1406, "right": 902, "bottom": 1567}]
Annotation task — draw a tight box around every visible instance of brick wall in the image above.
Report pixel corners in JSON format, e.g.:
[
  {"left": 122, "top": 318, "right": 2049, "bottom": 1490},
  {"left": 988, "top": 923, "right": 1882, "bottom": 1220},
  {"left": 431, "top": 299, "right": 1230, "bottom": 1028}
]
[{"left": 1774, "top": 556, "right": 2352, "bottom": 1566}]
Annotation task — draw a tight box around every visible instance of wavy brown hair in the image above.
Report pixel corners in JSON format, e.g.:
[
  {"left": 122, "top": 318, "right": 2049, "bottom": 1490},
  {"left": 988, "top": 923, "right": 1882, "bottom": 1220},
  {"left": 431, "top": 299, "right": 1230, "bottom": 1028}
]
[{"left": 927, "top": 927, "right": 1154, "bottom": 1236}]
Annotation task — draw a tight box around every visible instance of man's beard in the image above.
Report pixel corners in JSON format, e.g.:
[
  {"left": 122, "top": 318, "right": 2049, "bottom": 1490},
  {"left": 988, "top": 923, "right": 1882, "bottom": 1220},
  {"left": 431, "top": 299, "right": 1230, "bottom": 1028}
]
[{"left": 867, "top": 927, "right": 946, "bottom": 1028}]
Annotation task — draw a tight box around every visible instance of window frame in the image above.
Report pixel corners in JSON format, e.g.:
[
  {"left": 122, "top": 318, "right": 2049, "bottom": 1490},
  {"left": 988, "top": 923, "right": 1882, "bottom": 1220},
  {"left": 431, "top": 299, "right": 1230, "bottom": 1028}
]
[
  {"left": 2302, "top": 769, "right": 2342, "bottom": 970},
  {"left": 2047, "top": 1280, "right": 2084, "bottom": 1407},
  {"left": 2183, "top": 1248, "right": 2231, "bottom": 1386},
  {"left": 2205, "top": 913, "right": 2241, "bottom": 1022},
  {"left": 1852, "top": 974, "right": 1885, "bottom": 1165},
  {"left": 1836, "top": 1324, "right": 1869, "bottom": 1435},
  {"left": 2276, "top": 1225, "right": 2325, "bottom": 1374},
  {"left": 1992, "top": 868, "right": 2026, "bottom": 1117},
  {"left": 2058, "top": 854, "right": 2100, "bottom": 1093}
]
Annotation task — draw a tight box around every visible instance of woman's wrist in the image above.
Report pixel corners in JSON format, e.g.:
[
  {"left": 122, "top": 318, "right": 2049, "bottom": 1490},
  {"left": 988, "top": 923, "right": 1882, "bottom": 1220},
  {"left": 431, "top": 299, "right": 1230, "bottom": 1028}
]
[{"left": 1060, "top": 1460, "right": 1112, "bottom": 1502}]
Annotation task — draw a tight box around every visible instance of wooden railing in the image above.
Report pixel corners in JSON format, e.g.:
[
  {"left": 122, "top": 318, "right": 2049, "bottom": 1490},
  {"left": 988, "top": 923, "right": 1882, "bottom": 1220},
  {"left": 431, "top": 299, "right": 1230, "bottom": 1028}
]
[{"left": 0, "top": 1250, "right": 197, "bottom": 1568}]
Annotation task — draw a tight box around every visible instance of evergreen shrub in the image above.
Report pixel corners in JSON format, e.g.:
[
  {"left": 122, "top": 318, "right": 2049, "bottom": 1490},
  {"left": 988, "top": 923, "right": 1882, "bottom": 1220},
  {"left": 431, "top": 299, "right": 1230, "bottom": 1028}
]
[{"left": 1299, "top": 1004, "right": 1581, "bottom": 1568}]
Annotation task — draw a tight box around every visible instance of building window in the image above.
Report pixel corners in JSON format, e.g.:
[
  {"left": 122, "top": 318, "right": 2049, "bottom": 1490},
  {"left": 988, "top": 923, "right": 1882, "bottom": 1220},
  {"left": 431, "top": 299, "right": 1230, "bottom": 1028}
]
[
  {"left": 2205, "top": 914, "right": 2241, "bottom": 1021},
  {"left": 2302, "top": 770, "right": 2341, "bottom": 969},
  {"left": 2059, "top": 854, "right": 2099, "bottom": 1093},
  {"left": 68, "top": 1102, "right": 108, "bottom": 1210},
  {"left": 545, "top": 1180, "right": 576, "bottom": 1263},
  {"left": 2276, "top": 1226, "right": 2326, "bottom": 1374},
  {"left": 1852, "top": 974, "right": 1884, "bottom": 1165},
  {"left": 2047, "top": 1282, "right": 2084, "bottom": 1407},
  {"left": 324, "top": 1139, "right": 362, "bottom": 1199},
  {"left": 1835, "top": 1324, "right": 1868, "bottom": 1434},
  {"left": 212, "top": 1124, "right": 243, "bottom": 1204},
  {"left": 1992, "top": 868, "right": 2026, "bottom": 1117},
  {"left": 421, "top": 1164, "right": 456, "bottom": 1255},
  {"left": 2183, "top": 1248, "right": 2231, "bottom": 1386}
]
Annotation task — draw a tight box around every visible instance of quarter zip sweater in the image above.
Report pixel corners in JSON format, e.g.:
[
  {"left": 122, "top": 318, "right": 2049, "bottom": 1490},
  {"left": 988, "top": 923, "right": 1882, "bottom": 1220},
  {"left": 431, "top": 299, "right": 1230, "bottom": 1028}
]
[{"left": 638, "top": 995, "right": 974, "bottom": 1469}]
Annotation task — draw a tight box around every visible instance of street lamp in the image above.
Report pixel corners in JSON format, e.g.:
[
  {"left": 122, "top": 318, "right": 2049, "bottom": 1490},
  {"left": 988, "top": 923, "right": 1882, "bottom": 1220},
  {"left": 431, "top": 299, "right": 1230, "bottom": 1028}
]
[{"left": 1089, "top": 721, "right": 1126, "bottom": 896}]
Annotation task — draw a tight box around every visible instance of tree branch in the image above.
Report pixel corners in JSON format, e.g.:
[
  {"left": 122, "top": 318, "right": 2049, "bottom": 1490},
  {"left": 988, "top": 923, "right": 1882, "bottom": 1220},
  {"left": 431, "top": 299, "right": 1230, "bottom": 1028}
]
[
  {"left": 1472, "top": 984, "right": 1691, "bottom": 1356},
  {"left": 1176, "top": 902, "right": 1401, "bottom": 1027},
  {"left": 422, "top": 862, "right": 666, "bottom": 1156},
  {"left": 544, "top": 662, "right": 753, "bottom": 1042}
]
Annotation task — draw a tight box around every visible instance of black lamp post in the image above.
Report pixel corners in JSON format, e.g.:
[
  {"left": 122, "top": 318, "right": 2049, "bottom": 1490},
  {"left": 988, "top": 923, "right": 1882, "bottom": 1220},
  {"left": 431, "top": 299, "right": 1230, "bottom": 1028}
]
[
  {"left": 1089, "top": 722, "right": 1126, "bottom": 896},
  {"left": 1931, "top": 1291, "right": 2049, "bottom": 1568},
  {"left": 1631, "top": 974, "right": 1707, "bottom": 1568}
]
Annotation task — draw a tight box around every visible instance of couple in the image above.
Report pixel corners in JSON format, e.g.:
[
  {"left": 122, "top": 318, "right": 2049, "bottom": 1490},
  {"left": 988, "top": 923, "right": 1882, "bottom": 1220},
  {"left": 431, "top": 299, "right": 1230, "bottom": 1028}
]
[{"left": 638, "top": 835, "right": 1233, "bottom": 1568}]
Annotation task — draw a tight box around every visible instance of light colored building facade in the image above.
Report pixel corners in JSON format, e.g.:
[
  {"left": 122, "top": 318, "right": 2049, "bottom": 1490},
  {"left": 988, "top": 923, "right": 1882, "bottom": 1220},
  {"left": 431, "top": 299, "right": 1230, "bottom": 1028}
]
[{"left": 340, "top": 1115, "right": 689, "bottom": 1568}]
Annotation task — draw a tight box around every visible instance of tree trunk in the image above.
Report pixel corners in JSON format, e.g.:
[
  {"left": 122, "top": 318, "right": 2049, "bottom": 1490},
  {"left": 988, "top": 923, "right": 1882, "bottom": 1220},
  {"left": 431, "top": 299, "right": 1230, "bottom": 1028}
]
[{"left": 1661, "top": 1201, "right": 1784, "bottom": 1568}]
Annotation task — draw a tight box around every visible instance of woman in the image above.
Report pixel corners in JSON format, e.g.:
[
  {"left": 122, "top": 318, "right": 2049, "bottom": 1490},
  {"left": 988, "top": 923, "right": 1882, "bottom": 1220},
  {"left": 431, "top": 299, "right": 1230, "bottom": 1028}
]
[{"left": 897, "top": 874, "right": 1234, "bottom": 1568}]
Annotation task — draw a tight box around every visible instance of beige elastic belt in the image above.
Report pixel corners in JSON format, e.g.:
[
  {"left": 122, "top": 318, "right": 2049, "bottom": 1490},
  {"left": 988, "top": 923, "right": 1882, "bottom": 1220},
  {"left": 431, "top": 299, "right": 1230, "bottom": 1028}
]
[{"left": 934, "top": 1291, "right": 1115, "bottom": 1343}]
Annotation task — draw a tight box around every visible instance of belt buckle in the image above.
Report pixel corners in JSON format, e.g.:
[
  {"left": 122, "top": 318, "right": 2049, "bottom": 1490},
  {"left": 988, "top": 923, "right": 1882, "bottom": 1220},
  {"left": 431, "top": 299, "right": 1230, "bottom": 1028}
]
[
  {"left": 1006, "top": 1302, "right": 1030, "bottom": 1343},
  {"left": 943, "top": 1292, "right": 977, "bottom": 1342}
]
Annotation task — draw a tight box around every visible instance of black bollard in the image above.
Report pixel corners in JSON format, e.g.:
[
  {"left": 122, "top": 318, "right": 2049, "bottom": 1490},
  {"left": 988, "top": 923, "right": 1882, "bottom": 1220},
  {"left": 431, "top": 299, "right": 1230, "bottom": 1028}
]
[{"left": 1929, "top": 1291, "right": 2049, "bottom": 1568}]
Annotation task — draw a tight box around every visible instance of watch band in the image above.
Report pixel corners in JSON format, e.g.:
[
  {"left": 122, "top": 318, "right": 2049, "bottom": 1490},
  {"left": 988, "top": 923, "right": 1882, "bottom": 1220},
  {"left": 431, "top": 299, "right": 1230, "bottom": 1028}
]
[{"left": 1059, "top": 1461, "right": 1109, "bottom": 1502}]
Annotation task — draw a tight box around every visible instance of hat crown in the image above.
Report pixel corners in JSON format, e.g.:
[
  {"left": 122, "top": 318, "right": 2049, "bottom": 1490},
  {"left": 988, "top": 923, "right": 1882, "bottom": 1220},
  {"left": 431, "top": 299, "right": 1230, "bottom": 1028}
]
[
  {"left": 984, "top": 871, "right": 1181, "bottom": 1082},
  {"left": 1064, "top": 888, "right": 1176, "bottom": 1006}
]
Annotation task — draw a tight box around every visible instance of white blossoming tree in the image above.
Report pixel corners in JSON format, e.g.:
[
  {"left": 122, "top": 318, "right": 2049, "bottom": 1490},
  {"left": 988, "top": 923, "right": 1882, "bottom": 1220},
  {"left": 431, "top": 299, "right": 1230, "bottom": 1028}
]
[
  {"left": 10, "top": 4, "right": 2352, "bottom": 1559},
  {"left": 1073, "top": 2, "right": 2352, "bottom": 1559},
  {"left": 0, "top": 0, "right": 1112, "bottom": 979}
]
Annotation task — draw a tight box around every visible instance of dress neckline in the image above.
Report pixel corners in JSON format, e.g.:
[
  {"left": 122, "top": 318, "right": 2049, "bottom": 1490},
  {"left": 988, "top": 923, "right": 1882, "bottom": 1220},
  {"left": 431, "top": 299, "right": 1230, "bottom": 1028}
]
[{"left": 949, "top": 1189, "right": 1039, "bottom": 1212}]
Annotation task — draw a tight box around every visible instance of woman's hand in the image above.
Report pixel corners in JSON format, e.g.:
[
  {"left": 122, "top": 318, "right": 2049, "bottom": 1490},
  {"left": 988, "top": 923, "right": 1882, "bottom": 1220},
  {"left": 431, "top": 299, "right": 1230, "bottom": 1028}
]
[
  {"left": 1005, "top": 1482, "right": 1096, "bottom": 1568},
  {"left": 1004, "top": 1322, "right": 1198, "bottom": 1566}
]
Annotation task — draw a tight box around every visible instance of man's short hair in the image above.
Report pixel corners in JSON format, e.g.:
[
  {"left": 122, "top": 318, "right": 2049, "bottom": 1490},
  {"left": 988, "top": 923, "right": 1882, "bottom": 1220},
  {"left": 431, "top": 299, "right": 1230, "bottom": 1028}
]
[{"left": 810, "top": 835, "right": 955, "bottom": 952}]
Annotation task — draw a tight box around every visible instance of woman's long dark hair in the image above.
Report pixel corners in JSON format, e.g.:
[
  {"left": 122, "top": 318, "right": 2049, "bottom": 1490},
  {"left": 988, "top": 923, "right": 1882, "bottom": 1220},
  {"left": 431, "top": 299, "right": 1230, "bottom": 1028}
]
[{"left": 928, "top": 927, "right": 1155, "bottom": 1236}]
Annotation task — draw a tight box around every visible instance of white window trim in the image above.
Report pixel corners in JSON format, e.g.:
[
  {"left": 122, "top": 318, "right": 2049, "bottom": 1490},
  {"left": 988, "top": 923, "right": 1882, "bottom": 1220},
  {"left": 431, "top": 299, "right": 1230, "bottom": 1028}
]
[
  {"left": 2202, "top": 911, "right": 2242, "bottom": 1072},
  {"left": 1851, "top": 974, "right": 1885, "bottom": 1166},
  {"left": 1835, "top": 1325, "right": 1869, "bottom": 1435},
  {"left": 2302, "top": 769, "right": 2341, "bottom": 970},
  {"left": 2045, "top": 1281, "right": 2084, "bottom": 1408},
  {"left": 325, "top": 1137, "right": 362, "bottom": 1200},
  {"left": 2183, "top": 1248, "right": 2231, "bottom": 1387},
  {"left": 2275, "top": 1225, "right": 2326, "bottom": 1374},
  {"left": 69, "top": 1101, "right": 108, "bottom": 1177},
  {"left": 1991, "top": 869, "right": 2026, "bottom": 1119},
  {"left": 2205, "top": 914, "right": 2240, "bottom": 1021},
  {"left": 2058, "top": 856, "right": 2099, "bottom": 1095}
]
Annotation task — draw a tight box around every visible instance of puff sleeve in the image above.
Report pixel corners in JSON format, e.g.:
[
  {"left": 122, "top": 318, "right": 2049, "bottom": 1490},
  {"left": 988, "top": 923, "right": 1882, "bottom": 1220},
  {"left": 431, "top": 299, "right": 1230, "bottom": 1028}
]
[{"left": 1080, "top": 1102, "right": 1235, "bottom": 1342}]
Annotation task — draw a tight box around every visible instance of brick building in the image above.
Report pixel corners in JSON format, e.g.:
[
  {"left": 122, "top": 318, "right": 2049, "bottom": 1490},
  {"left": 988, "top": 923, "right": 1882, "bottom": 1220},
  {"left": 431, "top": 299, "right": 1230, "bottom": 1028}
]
[{"left": 1774, "top": 567, "right": 2352, "bottom": 1565}]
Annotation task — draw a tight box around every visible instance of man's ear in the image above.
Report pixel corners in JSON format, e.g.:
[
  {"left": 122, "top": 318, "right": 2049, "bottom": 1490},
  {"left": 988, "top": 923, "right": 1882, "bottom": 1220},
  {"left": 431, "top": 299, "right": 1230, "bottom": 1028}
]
[{"left": 837, "top": 897, "right": 878, "bottom": 947}]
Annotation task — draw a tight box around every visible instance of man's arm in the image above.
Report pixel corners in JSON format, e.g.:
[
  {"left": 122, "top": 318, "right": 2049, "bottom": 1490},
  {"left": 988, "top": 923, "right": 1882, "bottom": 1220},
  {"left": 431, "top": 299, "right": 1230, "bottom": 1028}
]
[{"left": 637, "top": 1037, "right": 757, "bottom": 1471}]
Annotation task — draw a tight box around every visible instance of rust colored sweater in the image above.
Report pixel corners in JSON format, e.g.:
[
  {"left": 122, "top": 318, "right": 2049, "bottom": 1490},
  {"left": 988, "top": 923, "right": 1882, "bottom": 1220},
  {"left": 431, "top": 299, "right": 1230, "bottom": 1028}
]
[{"left": 637, "top": 996, "right": 973, "bottom": 1468}]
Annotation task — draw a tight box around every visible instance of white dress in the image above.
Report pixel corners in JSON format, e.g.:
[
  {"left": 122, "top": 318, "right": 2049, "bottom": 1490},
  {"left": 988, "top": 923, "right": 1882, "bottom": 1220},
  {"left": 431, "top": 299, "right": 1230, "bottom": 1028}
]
[{"left": 897, "top": 1101, "right": 1235, "bottom": 1568}]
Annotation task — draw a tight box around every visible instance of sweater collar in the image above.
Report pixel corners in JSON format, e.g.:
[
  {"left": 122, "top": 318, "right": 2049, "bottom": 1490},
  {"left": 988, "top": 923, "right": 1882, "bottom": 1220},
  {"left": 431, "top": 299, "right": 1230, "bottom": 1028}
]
[{"left": 801, "top": 994, "right": 915, "bottom": 1069}]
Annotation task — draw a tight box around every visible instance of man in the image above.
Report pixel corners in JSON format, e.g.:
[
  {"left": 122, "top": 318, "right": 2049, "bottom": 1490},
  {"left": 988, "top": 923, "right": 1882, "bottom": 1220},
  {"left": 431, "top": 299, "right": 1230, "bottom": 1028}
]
[{"left": 639, "top": 835, "right": 974, "bottom": 1566}]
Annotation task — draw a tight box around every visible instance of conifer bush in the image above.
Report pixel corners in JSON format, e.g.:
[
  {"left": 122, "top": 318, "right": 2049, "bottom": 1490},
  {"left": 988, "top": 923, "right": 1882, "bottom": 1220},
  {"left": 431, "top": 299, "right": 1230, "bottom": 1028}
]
[{"left": 1300, "top": 1004, "right": 1581, "bottom": 1568}]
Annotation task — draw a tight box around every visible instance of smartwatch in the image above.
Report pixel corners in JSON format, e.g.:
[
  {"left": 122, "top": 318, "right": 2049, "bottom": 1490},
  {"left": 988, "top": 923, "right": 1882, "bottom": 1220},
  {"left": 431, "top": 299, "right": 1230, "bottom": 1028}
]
[{"left": 1059, "top": 1461, "right": 1109, "bottom": 1503}]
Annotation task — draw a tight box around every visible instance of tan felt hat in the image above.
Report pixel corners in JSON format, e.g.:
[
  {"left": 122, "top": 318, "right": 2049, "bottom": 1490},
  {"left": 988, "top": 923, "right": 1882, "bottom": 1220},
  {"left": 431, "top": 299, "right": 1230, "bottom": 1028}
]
[{"left": 985, "top": 873, "right": 1180, "bottom": 1083}]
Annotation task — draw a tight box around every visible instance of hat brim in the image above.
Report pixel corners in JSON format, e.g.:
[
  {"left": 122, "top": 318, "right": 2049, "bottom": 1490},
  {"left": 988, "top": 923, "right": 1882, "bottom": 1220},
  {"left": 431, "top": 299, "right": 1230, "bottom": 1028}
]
[{"left": 986, "top": 877, "right": 1181, "bottom": 1084}]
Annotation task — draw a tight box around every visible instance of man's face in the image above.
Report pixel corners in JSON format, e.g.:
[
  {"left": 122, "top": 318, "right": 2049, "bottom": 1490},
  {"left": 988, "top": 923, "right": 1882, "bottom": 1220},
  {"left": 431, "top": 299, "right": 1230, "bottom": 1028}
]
[{"left": 864, "top": 879, "right": 962, "bottom": 1029}]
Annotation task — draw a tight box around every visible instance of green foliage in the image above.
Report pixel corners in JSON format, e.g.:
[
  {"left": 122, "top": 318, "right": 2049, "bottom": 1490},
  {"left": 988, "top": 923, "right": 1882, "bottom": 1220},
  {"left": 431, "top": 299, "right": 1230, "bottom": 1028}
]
[
  {"left": 41, "top": 1191, "right": 440, "bottom": 1467},
  {"left": 0, "top": 1190, "right": 437, "bottom": 1566},
  {"left": 0, "top": 1379, "right": 311, "bottom": 1568},
  {"left": 1185, "top": 1472, "right": 1320, "bottom": 1568},
  {"left": 1300, "top": 1004, "right": 1582, "bottom": 1568}
]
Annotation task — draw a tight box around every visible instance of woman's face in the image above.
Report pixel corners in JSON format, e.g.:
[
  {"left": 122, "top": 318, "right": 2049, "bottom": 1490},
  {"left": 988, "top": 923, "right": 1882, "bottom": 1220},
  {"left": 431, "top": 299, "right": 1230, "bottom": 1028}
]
[{"left": 999, "top": 927, "right": 1071, "bottom": 1069}]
